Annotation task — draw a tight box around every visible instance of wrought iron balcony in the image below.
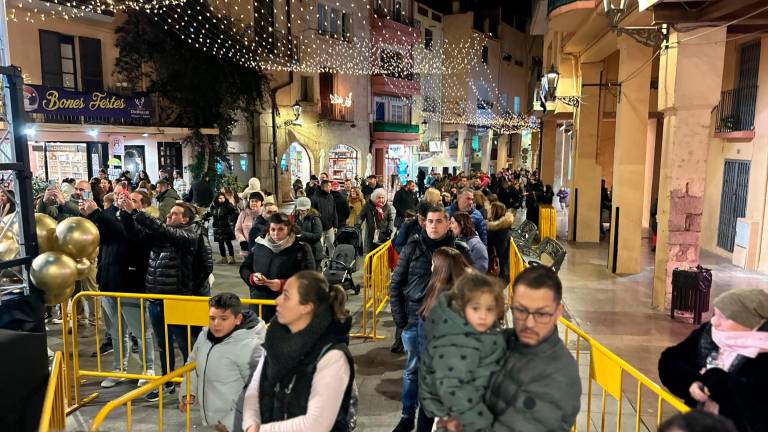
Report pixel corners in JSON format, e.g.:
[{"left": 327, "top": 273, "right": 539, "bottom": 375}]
[
  {"left": 714, "top": 85, "right": 758, "bottom": 134},
  {"left": 320, "top": 99, "right": 354, "bottom": 122},
  {"left": 372, "top": 121, "right": 419, "bottom": 134}
]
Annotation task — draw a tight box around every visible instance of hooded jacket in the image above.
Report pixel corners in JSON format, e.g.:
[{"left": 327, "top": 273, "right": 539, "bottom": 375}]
[
  {"left": 389, "top": 232, "right": 467, "bottom": 328},
  {"left": 296, "top": 208, "right": 325, "bottom": 263},
  {"left": 156, "top": 187, "right": 181, "bottom": 221},
  {"left": 460, "top": 234, "right": 488, "bottom": 273},
  {"left": 125, "top": 211, "right": 199, "bottom": 295},
  {"left": 420, "top": 294, "right": 505, "bottom": 431},
  {"left": 447, "top": 203, "right": 488, "bottom": 245},
  {"left": 88, "top": 208, "right": 151, "bottom": 293},
  {"left": 485, "top": 329, "right": 581, "bottom": 432},
  {"left": 487, "top": 213, "right": 515, "bottom": 282},
  {"left": 181, "top": 310, "right": 267, "bottom": 432},
  {"left": 311, "top": 189, "right": 338, "bottom": 230}
]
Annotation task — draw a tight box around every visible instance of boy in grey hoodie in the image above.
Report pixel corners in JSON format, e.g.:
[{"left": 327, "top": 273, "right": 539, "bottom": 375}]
[{"left": 180, "top": 293, "right": 266, "bottom": 432}]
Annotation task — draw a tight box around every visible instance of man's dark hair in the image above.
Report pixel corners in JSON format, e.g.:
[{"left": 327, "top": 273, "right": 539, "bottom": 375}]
[
  {"left": 658, "top": 410, "right": 737, "bottom": 432},
  {"left": 512, "top": 265, "right": 563, "bottom": 304},
  {"left": 156, "top": 179, "right": 170, "bottom": 188},
  {"left": 417, "top": 201, "right": 432, "bottom": 218},
  {"left": 426, "top": 204, "right": 446, "bottom": 218},
  {"left": 367, "top": 174, "right": 377, "bottom": 180},
  {"left": 406, "top": 180, "right": 415, "bottom": 186},
  {"left": 209, "top": 292, "right": 242, "bottom": 317},
  {"left": 320, "top": 180, "right": 331, "bottom": 188},
  {"left": 132, "top": 190, "right": 152, "bottom": 207},
  {"left": 174, "top": 202, "right": 197, "bottom": 221}
]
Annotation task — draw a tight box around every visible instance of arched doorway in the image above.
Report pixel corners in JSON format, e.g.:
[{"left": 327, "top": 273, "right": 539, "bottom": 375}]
[
  {"left": 280, "top": 142, "right": 311, "bottom": 190},
  {"left": 328, "top": 144, "right": 358, "bottom": 181}
]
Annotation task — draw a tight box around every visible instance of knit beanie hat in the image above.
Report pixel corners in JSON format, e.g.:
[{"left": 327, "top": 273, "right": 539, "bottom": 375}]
[{"left": 713, "top": 289, "right": 768, "bottom": 329}]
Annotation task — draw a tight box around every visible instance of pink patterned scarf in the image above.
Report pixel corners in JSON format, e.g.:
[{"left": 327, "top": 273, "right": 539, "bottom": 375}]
[{"left": 711, "top": 326, "right": 768, "bottom": 370}]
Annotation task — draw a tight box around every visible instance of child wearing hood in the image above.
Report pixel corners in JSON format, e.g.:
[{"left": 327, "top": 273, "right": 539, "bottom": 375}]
[
  {"left": 180, "top": 293, "right": 266, "bottom": 432},
  {"left": 419, "top": 272, "right": 506, "bottom": 432}
]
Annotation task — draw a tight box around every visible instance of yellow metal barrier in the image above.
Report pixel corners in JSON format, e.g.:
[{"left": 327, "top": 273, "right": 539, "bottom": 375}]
[
  {"left": 352, "top": 240, "right": 392, "bottom": 339},
  {"left": 507, "top": 238, "right": 689, "bottom": 430},
  {"left": 539, "top": 204, "right": 557, "bottom": 240},
  {"left": 62, "top": 292, "right": 275, "bottom": 413},
  {"left": 39, "top": 351, "right": 66, "bottom": 432},
  {"left": 90, "top": 362, "right": 197, "bottom": 432}
]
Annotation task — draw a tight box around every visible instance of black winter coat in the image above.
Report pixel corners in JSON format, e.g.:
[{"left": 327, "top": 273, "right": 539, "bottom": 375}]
[
  {"left": 392, "top": 188, "right": 418, "bottom": 222},
  {"left": 332, "top": 191, "right": 350, "bottom": 228},
  {"left": 659, "top": 323, "right": 768, "bottom": 432},
  {"left": 239, "top": 238, "right": 316, "bottom": 302},
  {"left": 208, "top": 201, "right": 238, "bottom": 242},
  {"left": 191, "top": 223, "right": 214, "bottom": 296},
  {"left": 296, "top": 210, "right": 324, "bottom": 263},
  {"left": 126, "top": 211, "right": 199, "bottom": 296},
  {"left": 311, "top": 190, "right": 338, "bottom": 230},
  {"left": 186, "top": 179, "right": 214, "bottom": 208},
  {"left": 88, "top": 209, "right": 151, "bottom": 293},
  {"left": 355, "top": 201, "right": 395, "bottom": 253},
  {"left": 487, "top": 212, "right": 515, "bottom": 283},
  {"left": 389, "top": 232, "right": 461, "bottom": 329}
]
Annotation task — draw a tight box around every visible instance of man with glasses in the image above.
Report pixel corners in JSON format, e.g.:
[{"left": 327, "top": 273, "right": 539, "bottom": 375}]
[{"left": 483, "top": 265, "right": 581, "bottom": 431}]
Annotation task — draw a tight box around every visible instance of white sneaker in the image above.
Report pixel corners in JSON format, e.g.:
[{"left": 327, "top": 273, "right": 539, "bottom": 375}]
[
  {"left": 101, "top": 372, "right": 126, "bottom": 388},
  {"left": 137, "top": 371, "right": 156, "bottom": 387}
]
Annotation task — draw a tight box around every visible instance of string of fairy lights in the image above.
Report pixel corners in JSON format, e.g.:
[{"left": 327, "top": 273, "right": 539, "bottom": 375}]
[{"left": 6, "top": 0, "right": 538, "bottom": 132}]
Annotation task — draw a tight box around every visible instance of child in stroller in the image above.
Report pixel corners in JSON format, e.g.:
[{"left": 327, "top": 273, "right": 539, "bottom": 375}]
[{"left": 323, "top": 226, "right": 361, "bottom": 295}]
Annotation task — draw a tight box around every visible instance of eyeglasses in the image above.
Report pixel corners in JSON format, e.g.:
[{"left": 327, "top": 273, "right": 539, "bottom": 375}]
[{"left": 510, "top": 305, "right": 555, "bottom": 324}]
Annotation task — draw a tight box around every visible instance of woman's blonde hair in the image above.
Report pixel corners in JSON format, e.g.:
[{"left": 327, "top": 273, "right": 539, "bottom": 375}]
[
  {"left": 349, "top": 187, "right": 363, "bottom": 203},
  {"left": 424, "top": 188, "right": 441, "bottom": 205}
]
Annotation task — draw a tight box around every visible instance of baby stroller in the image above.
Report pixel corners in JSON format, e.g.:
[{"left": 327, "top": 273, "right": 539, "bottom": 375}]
[{"left": 323, "top": 226, "right": 361, "bottom": 295}]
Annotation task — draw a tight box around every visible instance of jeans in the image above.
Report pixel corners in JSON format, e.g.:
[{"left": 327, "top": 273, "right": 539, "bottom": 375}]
[
  {"left": 146, "top": 300, "right": 200, "bottom": 375},
  {"left": 401, "top": 323, "right": 422, "bottom": 418},
  {"left": 322, "top": 228, "right": 335, "bottom": 259},
  {"left": 101, "top": 298, "right": 155, "bottom": 373},
  {"left": 218, "top": 240, "right": 234, "bottom": 257}
]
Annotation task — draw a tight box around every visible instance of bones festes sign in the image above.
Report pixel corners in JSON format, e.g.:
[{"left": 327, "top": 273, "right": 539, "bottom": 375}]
[{"left": 23, "top": 84, "right": 151, "bottom": 120}]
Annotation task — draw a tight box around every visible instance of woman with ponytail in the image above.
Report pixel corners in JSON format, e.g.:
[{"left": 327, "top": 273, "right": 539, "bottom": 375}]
[{"left": 243, "top": 271, "right": 355, "bottom": 432}]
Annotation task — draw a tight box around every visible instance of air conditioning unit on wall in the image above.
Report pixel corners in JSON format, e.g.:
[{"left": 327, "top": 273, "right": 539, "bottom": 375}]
[{"left": 733, "top": 218, "right": 759, "bottom": 270}]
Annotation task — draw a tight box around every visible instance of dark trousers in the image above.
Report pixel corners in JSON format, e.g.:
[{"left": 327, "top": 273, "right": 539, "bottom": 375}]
[
  {"left": 218, "top": 240, "right": 234, "bottom": 257},
  {"left": 248, "top": 287, "right": 276, "bottom": 323},
  {"left": 146, "top": 300, "right": 201, "bottom": 375}
]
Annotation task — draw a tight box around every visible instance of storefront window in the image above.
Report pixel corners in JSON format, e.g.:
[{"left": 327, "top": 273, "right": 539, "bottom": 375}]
[
  {"left": 280, "top": 142, "right": 311, "bottom": 186},
  {"left": 328, "top": 145, "right": 357, "bottom": 181}
]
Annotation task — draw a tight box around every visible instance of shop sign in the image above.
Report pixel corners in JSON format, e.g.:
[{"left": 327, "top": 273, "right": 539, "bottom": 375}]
[
  {"left": 23, "top": 84, "right": 152, "bottom": 120},
  {"left": 110, "top": 135, "right": 125, "bottom": 156},
  {"left": 428, "top": 140, "right": 443, "bottom": 152}
]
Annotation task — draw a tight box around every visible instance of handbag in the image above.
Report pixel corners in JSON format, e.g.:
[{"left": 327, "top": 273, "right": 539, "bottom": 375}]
[{"left": 487, "top": 247, "right": 500, "bottom": 277}]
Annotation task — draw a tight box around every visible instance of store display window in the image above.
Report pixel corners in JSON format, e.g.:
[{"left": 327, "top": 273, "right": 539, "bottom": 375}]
[{"left": 328, "top": 144, "right": 357, "bottom": 181}]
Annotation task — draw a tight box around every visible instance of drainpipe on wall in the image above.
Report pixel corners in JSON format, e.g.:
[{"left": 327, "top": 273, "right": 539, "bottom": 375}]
[{"left": 270, "top": 72, "right": 293, "bottom": 203}]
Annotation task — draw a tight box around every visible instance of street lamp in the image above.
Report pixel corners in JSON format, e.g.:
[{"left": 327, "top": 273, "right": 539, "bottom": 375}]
[
  {"left": 541, "top": 65, "right": 559, "bottom": 102},
  {"left": 603, "top": 0, "right": 666, "bottom": 48},
  {"left": 292, "top": 100, "right": 302, "bottom": 121}
]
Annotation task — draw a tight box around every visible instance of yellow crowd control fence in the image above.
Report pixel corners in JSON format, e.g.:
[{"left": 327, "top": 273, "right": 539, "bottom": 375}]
[
  {"left": 507, "top": 238, "right": 689, "bottom": 431},
  {"left": 56, "top": 292, "right": 275, "bottom": 419},
  {"left": 352, "top": 240, "right": 392, "bottom": 339},
  {"left": 90, "top": 363, "right": 196, "bottom": 431},
  {"left": 539, "top": 204, "right": 557, "bottom": 240},
  {"left": 39, "top": 351, "right": 66, "bottom": 432}
]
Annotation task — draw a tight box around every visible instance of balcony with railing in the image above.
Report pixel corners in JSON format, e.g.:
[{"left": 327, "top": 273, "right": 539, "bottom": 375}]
[
  {"left": 371, "top": 75, "right": 421, "bottom": 97},
  {"left": 714, "top": 85, "right": 758, "bottom": 139},
  {"left": 320, "top": 99, "right": 354, "bottom": 122}
]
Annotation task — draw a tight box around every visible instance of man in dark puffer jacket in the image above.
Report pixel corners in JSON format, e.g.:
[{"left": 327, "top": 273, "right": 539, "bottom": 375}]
[
  {"left": 120, "top": 196, "right": 200, "bottom": 388},
  {"left": 389, "top": 204, "right": 467, "bottom": 432}
]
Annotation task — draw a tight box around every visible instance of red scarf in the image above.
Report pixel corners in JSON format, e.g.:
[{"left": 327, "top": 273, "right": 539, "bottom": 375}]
[{"left": 375, "top": 202, "right": 384, "bottom": 221}]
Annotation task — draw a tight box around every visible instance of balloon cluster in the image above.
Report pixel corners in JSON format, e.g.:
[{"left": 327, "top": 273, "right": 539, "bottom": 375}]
[{"left": 31, "top": 214, "right": 100, "bottom": 304}]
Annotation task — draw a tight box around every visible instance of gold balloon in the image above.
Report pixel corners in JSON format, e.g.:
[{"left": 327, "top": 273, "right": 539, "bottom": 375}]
[
  {"left": 75, "top": 258, "right": 92, "bottom": 281},
  {"left": 30, "top": 251, "right": 78, "bottom": 304},
  {"left": 35, "top": 213, "right": 58, "bottom": 253},
  {"left": 55, "top": 217, "right": 100, "bottom": 259},
  {"left": 0, "top": 231, "right": 18, "bottom": 261}
]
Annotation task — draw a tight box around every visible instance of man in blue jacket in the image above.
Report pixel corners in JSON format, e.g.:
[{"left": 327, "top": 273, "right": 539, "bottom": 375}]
[{"left": 446, "top": 188, "right": 487, "bottom": 245}]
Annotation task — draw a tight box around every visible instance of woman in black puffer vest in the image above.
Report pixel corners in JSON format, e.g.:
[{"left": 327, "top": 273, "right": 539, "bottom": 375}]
[
  {"left": 239, "top": 212, "right": 315, "bottom": 322},
  {"left": 243, "top": 271, "right": 354, "bottom": 432},
  {"left": 207, "top": 192, "right": 239, "bottom": 264}
]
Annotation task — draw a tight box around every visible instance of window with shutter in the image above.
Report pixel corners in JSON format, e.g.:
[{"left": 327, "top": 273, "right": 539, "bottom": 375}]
[
  {"left": 40, "top": 30, "right": 63, "bottom": 87},
  {"left": 79, "top": 37, "right": 103, "bottom": 92}
]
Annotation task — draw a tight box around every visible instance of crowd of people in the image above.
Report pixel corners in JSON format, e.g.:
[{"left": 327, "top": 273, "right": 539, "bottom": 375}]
[{"left": 33, "top": 166, "right": 768, "bottom": 432}]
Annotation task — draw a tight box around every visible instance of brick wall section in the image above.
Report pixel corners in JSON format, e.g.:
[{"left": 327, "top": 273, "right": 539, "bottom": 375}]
[{"left": 664, "top": 186, "right": 704, "bottom": 307}]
